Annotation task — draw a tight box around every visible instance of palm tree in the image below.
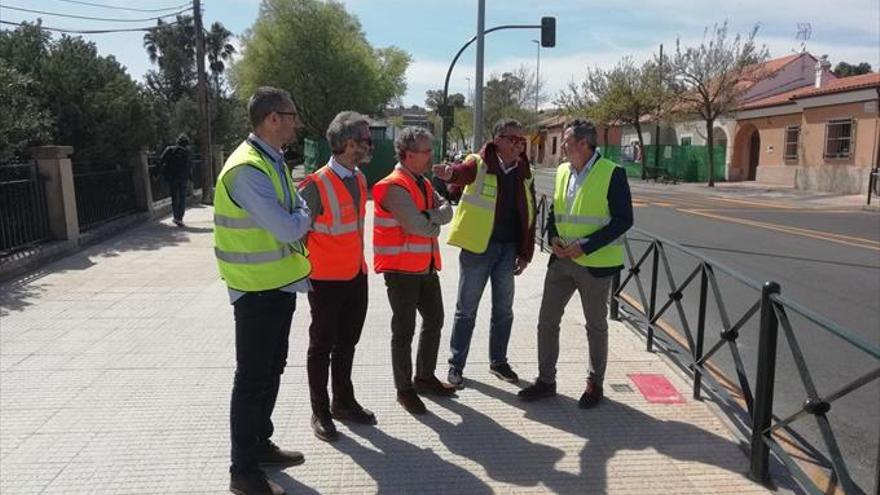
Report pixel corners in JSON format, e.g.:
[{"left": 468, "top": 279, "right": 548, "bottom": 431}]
[
  {"left": 143, "top": 16, "right": 197, "bottom": 102},
  {"left": 205, "top": 22, "right": 236, "bottom": 93}
]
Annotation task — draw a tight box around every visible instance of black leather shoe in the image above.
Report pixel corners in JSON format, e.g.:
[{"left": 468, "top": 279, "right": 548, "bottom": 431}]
[
  {"left": 331, "top": 403, "right": 377, "bottom": 425},
  {"left": 230, "top": 471, "right": 285, "bottom": 495},
  {"left": 257, "top": 440, "right": 304, "bottom": 468},
  {"left": 578, "top": 379, "right": 604, "bottom": 409},
  {"left": 311, "top": 414, "right": 338, "bottom": 442},
  {"left": 517, "top": 379, "right": 557, "bottom": 402},
  {"left": 397, "top": 389, "right": 427, "bottom": 415},
  {"left": 413, "top": 376, "right": 457, "bottom": 397}
]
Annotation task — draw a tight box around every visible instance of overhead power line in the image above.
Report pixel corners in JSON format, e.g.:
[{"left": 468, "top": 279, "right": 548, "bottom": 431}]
[
  {"left": 48, "top": 0, "right": 191, "bottom": 13},
  {"left": 0, "top": 19, "right": 180, "bottom": 34},
  {"left": 0, "top": 5, "right": 189, "bottom": 23}
]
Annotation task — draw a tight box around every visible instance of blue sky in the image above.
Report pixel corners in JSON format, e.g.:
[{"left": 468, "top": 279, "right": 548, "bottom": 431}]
[{"left": 4, "top": 0, "right": 879, "bottom": 107}]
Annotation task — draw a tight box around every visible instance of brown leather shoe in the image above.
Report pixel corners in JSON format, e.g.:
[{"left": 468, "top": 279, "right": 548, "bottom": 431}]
[
  {"left": 229, "top": 471, "right": 285, "bottom": 495},
  {"left": 257, "top": 440, "right": 304, "bottom": 468},
  {"left": 578, "top": 379, "right": 604, "bottom": 409},
  {"left": 397, "top": 389, "right": 427, "bottom": 415},
  {"left": 413, "top": 376, "right": 457, "bottom": 397}
]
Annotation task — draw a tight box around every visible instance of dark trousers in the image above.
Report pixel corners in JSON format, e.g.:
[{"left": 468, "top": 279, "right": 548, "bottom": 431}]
[
  {"left": 230, "top": 290, "right": 296, "bottom": 474},
  {"left": 307, "top": 271, "right": 368, "bottom": 417},
  {"left": 384, "top": 272, "right": 444, "bottom": 391},
  {"left": 169, "top": 178, "right": 188, "bottom": 221}
]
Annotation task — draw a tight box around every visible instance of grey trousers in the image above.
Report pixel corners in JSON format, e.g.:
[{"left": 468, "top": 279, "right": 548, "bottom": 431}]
[{"left": 537, "top": 257, "right": 613, "bottom": 385}]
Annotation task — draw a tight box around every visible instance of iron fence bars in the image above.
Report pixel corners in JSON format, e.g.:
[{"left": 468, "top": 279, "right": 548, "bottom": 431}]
[
  {"left": 0, "top": 162, "right": 52, "bottom": 256},
  {"left": 532, "top": 197, "right": 878, "bottom": 493},
  {"left": 72, "top": 160, "right": 138, "bottom": 230}
]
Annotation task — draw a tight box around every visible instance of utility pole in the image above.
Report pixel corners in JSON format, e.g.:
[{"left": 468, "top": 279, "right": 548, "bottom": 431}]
[
  {"left": 473, "top": 0, "right": 485, "bottom": 150},
  {"left": 653, "top": 43, "right": 663, "bottom": 177},
  {"left": 531, "top": 39, "right": 540, "bottom": 112},
  {"left": 194, "top": 0, "right": 213, "bottom": 204}
]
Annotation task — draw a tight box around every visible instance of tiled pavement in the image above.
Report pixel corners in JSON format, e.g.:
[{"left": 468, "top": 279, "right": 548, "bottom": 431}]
[{"left": 0, "top": 205, "right": 777, "bottom": 494}]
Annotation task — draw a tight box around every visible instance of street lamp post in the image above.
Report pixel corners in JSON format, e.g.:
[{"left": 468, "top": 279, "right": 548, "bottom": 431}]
[{"left": 531, "top": 39, "right": 540, "bottom": 113}]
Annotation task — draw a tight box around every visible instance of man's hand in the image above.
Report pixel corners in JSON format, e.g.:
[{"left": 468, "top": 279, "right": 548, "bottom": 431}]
[
  {"left": 560, "top": 240, "right": 584, "bottom": 259},
  {"left": 550, "top": 236, "right": 568, "bottom": 258},
  {"left": 514, "top": 256, "right": 529, "bottom": 275},
  {"left": 432, "top": 163, "right": 453, "bottom": 181}
]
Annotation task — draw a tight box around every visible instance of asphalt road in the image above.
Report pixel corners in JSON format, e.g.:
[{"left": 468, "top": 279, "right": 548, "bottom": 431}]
[{"left": 533, "top": 170, "right": 880, "bottom": 492}]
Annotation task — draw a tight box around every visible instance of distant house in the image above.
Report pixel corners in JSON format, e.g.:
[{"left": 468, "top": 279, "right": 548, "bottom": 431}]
[
  {"left": 617, "top": 52, "right": 829, "bottom": 178},
  {"left": 528, "top": 114, "right": 620, "bottom": 169},
  {"left": 732, "top": 71, "right": 879, "bottom": 193}
]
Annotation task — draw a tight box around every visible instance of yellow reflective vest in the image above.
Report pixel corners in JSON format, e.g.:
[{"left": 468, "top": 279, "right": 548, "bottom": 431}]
[
  {"left": 553, "top": 157, "right": 625, "bottom": 267},
  {"left": 213, "top": 139, "right": 311, "bottom": 291},
  {"left": 447, "top": 153, "right": 534, "bottom": 253}
]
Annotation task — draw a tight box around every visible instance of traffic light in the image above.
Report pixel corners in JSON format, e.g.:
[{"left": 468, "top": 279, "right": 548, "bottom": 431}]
[{"left": 540, "top": 17, "right": 555, "bottom": 47}]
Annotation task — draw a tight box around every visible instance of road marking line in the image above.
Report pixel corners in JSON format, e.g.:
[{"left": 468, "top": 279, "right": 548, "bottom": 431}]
[{"left": 680, "top": 209, "right": 880, "bottom": 251}]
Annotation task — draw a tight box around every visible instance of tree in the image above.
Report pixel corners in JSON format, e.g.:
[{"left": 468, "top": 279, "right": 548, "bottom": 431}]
[
  {"left": 481, "top": 65, "right": 543, "bottom": 140},
  {"left": 143, "top": 16, "right": 197, "bottom": 104},
  {"left": 40, "top": 35, "right": 153, "bottom": 163},
  {"left": 205, "top": 21, "right": 237, "bottom": 93},
  {"left": 0, "top": 62, "right": 53, "bottom": 161},
  {"left": 232, "top": 0, "right": 411, "bottom": 138},
  {"left": 670, "top": 21, "right": 768, "bottom": 186},
  {"left": 0, "top": 22, "right": 152, "bottom": 164},
  {"left": 832, "top": 61, "right": 872, "bottom": 77},
  {"left": 558, "top": 58, "right": 671, "bottom": 177},
  {"left": 424, "top": 89, "right": 465, "bottom": 112}
]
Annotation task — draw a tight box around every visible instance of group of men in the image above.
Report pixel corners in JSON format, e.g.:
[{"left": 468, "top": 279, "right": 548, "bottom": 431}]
[{"left": 214, "top": 87, "right": 633, "bottom": 495}]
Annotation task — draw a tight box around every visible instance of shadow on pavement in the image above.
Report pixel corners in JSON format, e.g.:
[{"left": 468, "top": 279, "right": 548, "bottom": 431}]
[
  {"left": 451, "top": 379, "right": 791, "bottom": 494},
  {"left": 335, "top": 424, "right": 492, "bottom": 494}
]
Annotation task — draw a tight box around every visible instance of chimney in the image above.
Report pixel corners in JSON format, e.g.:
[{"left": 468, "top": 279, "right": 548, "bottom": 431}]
[{"left": 815, "top": 54, "right": 832, "bottom": 89}]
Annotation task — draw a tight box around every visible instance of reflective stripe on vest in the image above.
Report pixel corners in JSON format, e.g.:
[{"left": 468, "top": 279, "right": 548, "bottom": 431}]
[
  {"left": 553, "top": 157, "right": 625, "bottom": 267},
  {"left": 447, "top": 154, "right": 535, "bottom": 254},
  {"left": 304, "top": 164, "right": 367, "bottom": 280},
  {"left": 213, "top": 140, "right": 311, "bottom": 292},
  {"left": 372, "top": 167, "right": 442, "bottom": 273}
]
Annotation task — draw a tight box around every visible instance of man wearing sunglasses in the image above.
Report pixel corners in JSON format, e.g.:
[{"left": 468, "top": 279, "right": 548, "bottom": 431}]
[
  {"left": 299, "top": 111, "right": 376, "bottom": 443},
  {"left": 434, "top": 118, "right": 537, "bottom": 389}
]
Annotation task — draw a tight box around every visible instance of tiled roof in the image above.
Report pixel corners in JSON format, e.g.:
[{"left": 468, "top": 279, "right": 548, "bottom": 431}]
[{"left": 738, "top": 72, "right": 880, "bottom": 110}]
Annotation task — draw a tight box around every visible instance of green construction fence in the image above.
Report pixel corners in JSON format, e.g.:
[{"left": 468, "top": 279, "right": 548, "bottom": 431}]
[{"left": 601, "top": 144, "right": 726, "bottom": 182}]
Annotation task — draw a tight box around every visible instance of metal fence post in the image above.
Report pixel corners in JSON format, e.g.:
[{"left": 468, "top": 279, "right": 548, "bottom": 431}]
[
  {"left": 647, "top": 242, "right": 660, "bottom": 352},
  {"left": 750, "top": 280, "right": 781, "bottom": 484},
  {"left": 610, "top": 270, "right": 620, "bottom": 321},
  {"left": 693, "top": 264, "right": 708, "bottom": 400}
]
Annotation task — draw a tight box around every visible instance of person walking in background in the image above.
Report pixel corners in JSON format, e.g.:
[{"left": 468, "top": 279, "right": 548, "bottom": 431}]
[
  {"left": 214, "top": 87, "right": 311, "bottom": 495},
  {"left": 518, "top": 119, "right": 633, "bottom": 409},
  {"left": 299, "top": 111, "right": 376, "bottom": 443},
  {"left": 373, "top": 126, "right": 456, "bottom": 415},
  {"left": 433, "top": 118, "right": 537, "bottom": 389},
  {"left": 159, "top": 133, "right": 191, "bottom": 227}
]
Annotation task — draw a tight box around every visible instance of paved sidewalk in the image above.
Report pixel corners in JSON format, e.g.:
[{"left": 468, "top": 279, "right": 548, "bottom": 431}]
[{"left": 1, "top": 206, "right": 775, "bottom": 494}]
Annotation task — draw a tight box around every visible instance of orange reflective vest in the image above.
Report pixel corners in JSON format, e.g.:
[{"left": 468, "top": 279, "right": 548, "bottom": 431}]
[
  {"left": 302, "top": 164, "right": 367, "bottom": 280},
  {"left": 372, "top": 168, "right": 442, "bottom": 274}
]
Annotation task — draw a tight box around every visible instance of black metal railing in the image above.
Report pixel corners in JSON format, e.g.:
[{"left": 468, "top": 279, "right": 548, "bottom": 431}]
[
  {"left": 534, "top": 194, "right": 879, "bottom": 494},
  {"left": 72, "top": 160, "right": 138, "bottom": 230},
  {"left": 0, "top": 161, "right": 52, "bottom": 256}
]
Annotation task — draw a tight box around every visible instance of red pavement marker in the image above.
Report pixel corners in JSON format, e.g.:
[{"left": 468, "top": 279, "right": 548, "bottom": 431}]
[{"left": 628, "top": 373, "right": 685, "bottom": 403}]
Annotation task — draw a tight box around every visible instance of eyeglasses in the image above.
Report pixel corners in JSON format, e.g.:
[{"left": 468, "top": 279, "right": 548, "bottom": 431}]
[
  {"left": 354, "top": 137, "right": 373, "bottom": 147},
  {"left": 502, "top": 135, "right": 526, "bottom": 145},
  {"left": 275, "top": 110, "right": 298, "bottom": 119},
  {"left": 410, "top": 149, "right": 433, "bottom": 155}
]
